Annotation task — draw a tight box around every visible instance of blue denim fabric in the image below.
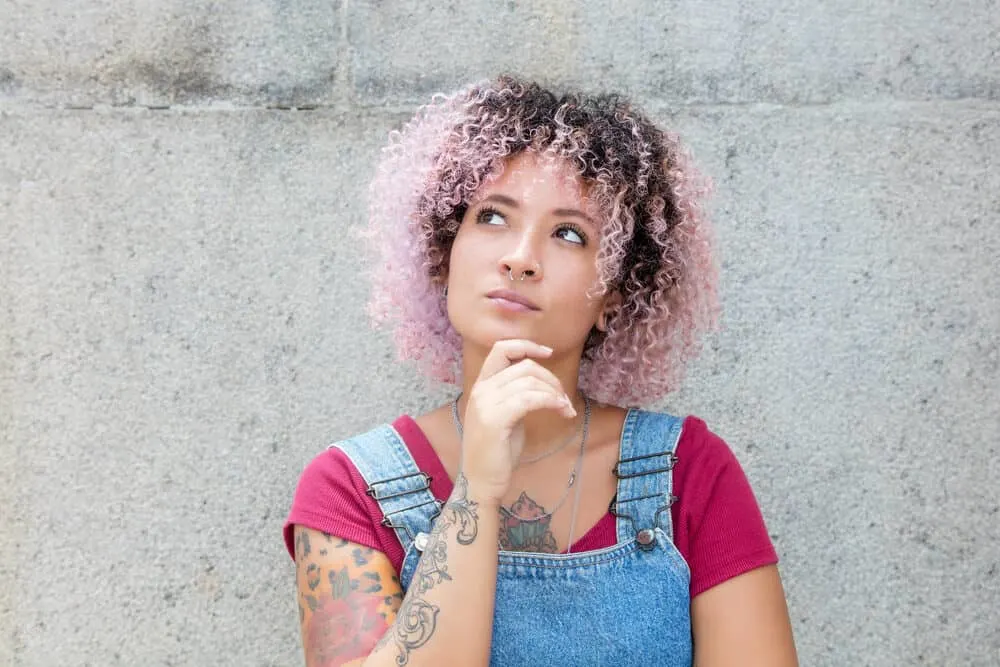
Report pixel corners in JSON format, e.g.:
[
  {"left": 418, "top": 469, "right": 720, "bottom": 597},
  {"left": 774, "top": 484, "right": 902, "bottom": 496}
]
[{"left": 331, "top": 409, "right": 692, "bottom": 666}]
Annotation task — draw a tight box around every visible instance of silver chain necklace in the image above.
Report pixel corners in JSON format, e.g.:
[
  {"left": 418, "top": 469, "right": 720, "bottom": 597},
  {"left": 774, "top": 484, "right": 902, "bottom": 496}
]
[
  {"left": 514, "top": 422, "right": 581, "bottom": 466},
  {"left": 450, "top": 394, "right": 585, "bottom": 468},
  {"left": 450, "top": 393, "right": 591, "bottom": 524}
]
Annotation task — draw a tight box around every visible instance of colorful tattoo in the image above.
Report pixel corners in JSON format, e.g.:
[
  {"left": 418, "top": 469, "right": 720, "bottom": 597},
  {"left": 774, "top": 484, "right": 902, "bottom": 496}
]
[
  {"left": 498, "top": 492, "right": 559, "bottom": 553},
  {"left": 295, "top": 530, "right": 397, "bottom": 666}
]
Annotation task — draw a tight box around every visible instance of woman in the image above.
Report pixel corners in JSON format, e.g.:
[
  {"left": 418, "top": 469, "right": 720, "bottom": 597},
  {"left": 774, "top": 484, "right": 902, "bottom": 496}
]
[{"left": 284, "top": 75, "right": 798, "bottom": 666}]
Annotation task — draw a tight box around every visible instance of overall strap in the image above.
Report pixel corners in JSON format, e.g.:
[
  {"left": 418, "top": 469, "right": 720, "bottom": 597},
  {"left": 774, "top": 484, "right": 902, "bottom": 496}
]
[
  {"left": 611, "top": 409, "right": 685, "bottom": 546},
  {"left": 329, "top": 424, "right": 442, "bottom": 554}
]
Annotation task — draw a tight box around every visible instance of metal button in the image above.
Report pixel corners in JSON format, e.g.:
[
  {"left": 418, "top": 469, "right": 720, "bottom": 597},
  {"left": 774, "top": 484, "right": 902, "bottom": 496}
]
[
  {"left": 636, "top": 528, "right": 656, "bottom": 548},
  {"left": 413, "top": 532, "right": 430, "bottom": 552}
]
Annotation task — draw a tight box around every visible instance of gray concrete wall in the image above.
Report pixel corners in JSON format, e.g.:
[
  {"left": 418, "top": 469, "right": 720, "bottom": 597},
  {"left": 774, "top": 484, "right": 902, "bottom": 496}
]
[{"left": 1, "top": 1, "right": 997, "bottom": 665}]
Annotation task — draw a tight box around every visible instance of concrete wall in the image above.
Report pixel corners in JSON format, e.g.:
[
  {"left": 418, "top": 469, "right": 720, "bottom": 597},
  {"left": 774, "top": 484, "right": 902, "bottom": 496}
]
[{"left": 2, "top": 2, "right": 997, "bottom": 665}]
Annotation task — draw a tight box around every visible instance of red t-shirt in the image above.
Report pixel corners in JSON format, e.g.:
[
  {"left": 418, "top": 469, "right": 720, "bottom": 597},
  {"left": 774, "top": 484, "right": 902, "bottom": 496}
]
[{"left": 284, "top": 414, "right": 777, "bottom": 598}]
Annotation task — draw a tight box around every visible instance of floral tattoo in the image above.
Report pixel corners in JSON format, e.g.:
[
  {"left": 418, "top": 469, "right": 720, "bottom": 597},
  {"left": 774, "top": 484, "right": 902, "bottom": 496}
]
[{"left": 295, "top": 531, "right": 402, "bottom": 666}]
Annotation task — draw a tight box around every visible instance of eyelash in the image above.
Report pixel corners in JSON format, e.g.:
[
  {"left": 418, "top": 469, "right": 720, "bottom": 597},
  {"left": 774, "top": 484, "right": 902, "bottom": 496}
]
[
  {"left": 476, "top": 206, "right": 506, "bottom": 226},
  {"left": 475, "top": 206, "right": 588, "bottom": 247},
  {"left": 556, "top": 222, "right": 588, "bottom": 246}
]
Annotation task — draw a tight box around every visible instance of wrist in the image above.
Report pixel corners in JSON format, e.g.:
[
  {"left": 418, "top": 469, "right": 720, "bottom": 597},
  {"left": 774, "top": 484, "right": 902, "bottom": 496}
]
[
  {"left": 452, "top": 472, "right": 505, "bottom": 509},
  {"left": 460, "top": 488, "right": 502, "bottom": 510}
]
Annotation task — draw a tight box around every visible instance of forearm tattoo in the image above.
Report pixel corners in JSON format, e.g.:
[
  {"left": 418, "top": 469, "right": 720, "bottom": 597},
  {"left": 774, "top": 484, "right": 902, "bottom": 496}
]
[{"left": 377, "top": 473, "right": 480, "bottom": 665}]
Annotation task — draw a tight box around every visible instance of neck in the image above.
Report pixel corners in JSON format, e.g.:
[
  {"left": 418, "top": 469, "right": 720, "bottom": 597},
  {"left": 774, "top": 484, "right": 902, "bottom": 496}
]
[{"left": 457, "top": 341, "right": 585, "bottom": 458}]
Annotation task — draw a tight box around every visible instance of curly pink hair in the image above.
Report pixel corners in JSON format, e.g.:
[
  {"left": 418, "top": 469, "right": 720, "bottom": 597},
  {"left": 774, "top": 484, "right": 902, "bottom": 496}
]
[{"left": 363, "top": 75, "right": 719, "bottom": 406}]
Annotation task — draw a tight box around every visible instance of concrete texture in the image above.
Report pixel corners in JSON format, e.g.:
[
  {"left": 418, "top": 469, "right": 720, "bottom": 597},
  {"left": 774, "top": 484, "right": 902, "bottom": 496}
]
[
  {"left": 1, "top": 1, "right": 998, "bottom": 666},
  {"left": 0, "top": 0, "right": 345, "bottom": 108}
]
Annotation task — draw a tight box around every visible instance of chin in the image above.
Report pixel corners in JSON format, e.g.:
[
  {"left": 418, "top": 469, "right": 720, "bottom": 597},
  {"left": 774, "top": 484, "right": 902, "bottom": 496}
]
[{"left": 454, "top": 319, "right": 535, "bottom": 347}]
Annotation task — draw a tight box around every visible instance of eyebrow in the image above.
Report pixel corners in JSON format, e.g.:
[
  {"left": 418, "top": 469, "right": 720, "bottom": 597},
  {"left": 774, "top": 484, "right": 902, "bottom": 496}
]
[{"left": 479, "top": 194, "right": 597, "bottom": 228}]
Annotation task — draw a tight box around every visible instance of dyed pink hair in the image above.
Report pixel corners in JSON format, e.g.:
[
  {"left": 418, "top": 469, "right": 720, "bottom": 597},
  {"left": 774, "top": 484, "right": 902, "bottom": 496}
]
[{"left": 364, "top": 75, "right": 719, "bottom": 406}]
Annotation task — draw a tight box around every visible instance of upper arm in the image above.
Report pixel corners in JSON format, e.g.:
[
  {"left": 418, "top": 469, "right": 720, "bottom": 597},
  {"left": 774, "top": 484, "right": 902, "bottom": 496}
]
[
  {"left": 293, "top": 525, "right": 404, "bottom": 667},
  {"left": 691, "top": 565, "right": 798, "bottom": 667}
]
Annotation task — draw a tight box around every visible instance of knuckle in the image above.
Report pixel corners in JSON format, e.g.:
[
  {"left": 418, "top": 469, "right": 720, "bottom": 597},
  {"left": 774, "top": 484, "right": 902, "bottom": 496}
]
[
  {"left": 530, "top": 373, "right": 556, "bottom": 390},
  {"left": 516, "top": 394, "right": 535, "bottom": 410},
  {"left": 530, "top": 377, "right": 553, "bottom": 392}
]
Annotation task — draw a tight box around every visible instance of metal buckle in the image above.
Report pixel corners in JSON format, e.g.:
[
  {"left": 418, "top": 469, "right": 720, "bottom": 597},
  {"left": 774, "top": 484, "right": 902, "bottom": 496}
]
[
  {"left": 609, "top": 492, "right": 661, "bottom": 516},
  {"left": 609, "top": 492, "right": 678, "bottom": 537},
  {"left": 612, "top": 451, "right": 679, "bottom": 479},
  {"left": 365, "top": 471, "right": 432, "bottom": 501},
  {"left": 380, "top": 499, "right": 444, "bottom": 539}
]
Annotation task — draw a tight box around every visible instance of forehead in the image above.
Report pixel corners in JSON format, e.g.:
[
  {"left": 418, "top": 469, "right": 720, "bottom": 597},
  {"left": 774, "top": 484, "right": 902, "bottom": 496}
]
[{"left": 474, "top": 151, "right": 590, "bottom": 208}]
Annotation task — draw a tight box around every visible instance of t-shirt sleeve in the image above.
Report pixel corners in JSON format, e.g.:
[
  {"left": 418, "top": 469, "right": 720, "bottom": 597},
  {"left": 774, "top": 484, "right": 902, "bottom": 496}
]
[
  {"left": 673, "top": 416, "right": 779, "bottom": 598},
  {"left": 282, "top": 448, "right": 383, "bottom": 560}
]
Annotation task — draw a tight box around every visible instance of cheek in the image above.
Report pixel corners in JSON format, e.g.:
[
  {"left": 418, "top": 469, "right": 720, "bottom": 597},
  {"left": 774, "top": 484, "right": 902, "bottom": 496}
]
[
  {"left": 446, "top": 234, "right": 467, "bottom": 273},
  {"left": 450, "top": 232, "right": 492, "bottom": 274},
  {"left": 552, "top": 277, "right": 604, "bottom": 322}
]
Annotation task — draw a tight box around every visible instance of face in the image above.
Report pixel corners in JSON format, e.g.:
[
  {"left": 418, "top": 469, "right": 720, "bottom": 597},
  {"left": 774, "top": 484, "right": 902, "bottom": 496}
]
[{"left": 445, "top": 151, "right": 612, "bottom": 355}]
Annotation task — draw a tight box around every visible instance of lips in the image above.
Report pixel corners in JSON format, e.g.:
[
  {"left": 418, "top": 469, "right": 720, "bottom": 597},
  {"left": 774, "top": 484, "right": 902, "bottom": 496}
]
[{"left": 486, "top": 288, "right": 540, "bottom": 311}]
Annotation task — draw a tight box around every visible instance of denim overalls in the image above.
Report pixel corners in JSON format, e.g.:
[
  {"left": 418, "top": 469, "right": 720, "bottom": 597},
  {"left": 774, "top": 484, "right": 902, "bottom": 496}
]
[{"left": 330, "top": 409, "right": 692, "bottom": 666}]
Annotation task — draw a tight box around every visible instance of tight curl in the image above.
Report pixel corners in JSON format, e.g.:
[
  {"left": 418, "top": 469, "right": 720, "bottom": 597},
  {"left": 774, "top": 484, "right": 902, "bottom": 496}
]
[{"left": 364, "top": 75, "right": 719, "bottom": 406}]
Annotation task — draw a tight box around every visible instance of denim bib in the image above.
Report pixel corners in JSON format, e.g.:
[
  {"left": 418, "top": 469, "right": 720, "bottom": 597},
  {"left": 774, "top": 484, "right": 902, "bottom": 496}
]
[{"left": 330, "top": 409, "right": 692, "bottom": 667}]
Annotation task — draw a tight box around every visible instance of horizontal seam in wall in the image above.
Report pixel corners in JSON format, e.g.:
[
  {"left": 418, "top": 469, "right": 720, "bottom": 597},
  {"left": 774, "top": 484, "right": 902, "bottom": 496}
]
[{"left": 0, "top": 98, "right": 999, "bottom": 115}]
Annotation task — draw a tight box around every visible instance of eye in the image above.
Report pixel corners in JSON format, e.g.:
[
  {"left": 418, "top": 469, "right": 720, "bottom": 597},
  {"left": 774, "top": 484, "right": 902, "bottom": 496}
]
[
  {"left": 555, "top": 224, "right": 587, "bottom": 246},
  {"left": 476, "top": 206, "right": 506, "bottom": 226}
]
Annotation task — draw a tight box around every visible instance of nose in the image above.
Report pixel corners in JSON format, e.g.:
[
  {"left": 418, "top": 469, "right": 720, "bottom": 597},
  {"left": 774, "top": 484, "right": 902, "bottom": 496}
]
[
  {"left": 499, "top": 238, "right": 542, "bottom": 282},
  {"left": 502, "top": 263, "right": 538, "bottom": 281}
]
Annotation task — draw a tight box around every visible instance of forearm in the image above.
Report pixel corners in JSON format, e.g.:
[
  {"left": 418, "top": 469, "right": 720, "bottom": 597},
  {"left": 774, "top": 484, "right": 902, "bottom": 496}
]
[{"left": 364, "top": 474, "right": 499, "bottom": 667}]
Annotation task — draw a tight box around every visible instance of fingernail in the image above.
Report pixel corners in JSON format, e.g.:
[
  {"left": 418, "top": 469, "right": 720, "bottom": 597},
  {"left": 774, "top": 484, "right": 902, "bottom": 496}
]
[{"left": 541, "top": 345, "right": 553, "bottom": 353}]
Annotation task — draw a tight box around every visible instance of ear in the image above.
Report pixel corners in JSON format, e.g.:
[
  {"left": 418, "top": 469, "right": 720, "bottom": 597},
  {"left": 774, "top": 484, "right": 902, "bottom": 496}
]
[{"left": 596, "top": 291, "right": 623, "bottom": 332}]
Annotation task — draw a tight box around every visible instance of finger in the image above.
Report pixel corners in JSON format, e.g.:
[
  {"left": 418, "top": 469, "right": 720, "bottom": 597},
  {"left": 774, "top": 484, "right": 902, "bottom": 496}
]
[
  {"left": 488, "top": 359, "right": 566, "bottom": 397},
  {"left": 477, "top": 339, "right": 553, "bottom": 381},
  {"left": 467, "top": 376, "right": 573, "bottom": 428},
  {"left": 492, "top": 376, "right": 577, "bottom": 418},
  {"left": 496, "top": 388, "right": 577, "bottom": 422}
]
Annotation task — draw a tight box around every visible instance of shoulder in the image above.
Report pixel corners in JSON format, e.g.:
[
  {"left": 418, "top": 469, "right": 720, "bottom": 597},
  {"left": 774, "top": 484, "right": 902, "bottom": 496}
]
[
  {"left": 294, "top": 418, "right": 418, "bottom": 491},
  {"left": 286, "top": 437, "right": 377, "bottom": 532},
  {"left": 295, "top": 421, "right": 386, "bottom": 480},
  {"left": 676, "top": 414, "right": 740, "bottom": 468},
  {"left": 284, "top": 421, "right": 406, "bottom": 560},
  {"left": 630, "top": 410, "right": 736, "bottom": 467},
  {"left": 294, "top": 443, "right": 366, "bottom": 492},
  {"left": 663, "top": 414, "right": 779, "bottom": 596},
  {"left": 668, "top": 413, "right": 758, "bottom": 503}
]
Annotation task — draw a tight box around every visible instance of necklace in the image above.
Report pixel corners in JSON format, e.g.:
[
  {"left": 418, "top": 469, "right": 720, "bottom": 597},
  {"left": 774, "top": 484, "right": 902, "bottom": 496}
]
[
  {"left": 450, "top": 394, "right": 586, "bottom": 467},
  {"left": 516, "top": 422, "right": 581, "bottom": 465},
  {"left": 450, "top": 393, "right": 591, "bottom": 524}
]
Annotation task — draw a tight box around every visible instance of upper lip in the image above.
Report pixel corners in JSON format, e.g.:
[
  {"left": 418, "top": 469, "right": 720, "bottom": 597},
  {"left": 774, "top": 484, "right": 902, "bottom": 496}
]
[{"left": 486, "top": 288, "right": 540, "bottom": 310}]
